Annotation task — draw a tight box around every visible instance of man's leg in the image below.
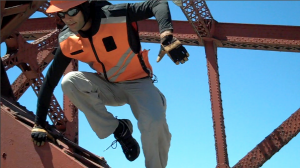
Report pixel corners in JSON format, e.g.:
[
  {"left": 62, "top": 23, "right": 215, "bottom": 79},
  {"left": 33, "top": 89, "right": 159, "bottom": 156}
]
[
  {"left": 61, "top": 71, "right": 127, "bottom": 139},
  {"left": 118, "top": 78, "right": 172, "bottom": 168}
]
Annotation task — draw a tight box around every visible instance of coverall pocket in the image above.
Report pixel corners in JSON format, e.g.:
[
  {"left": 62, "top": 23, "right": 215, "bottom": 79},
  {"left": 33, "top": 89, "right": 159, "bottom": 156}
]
[{"left": 157, "top": 89, "right": 166, "bottom": 107}]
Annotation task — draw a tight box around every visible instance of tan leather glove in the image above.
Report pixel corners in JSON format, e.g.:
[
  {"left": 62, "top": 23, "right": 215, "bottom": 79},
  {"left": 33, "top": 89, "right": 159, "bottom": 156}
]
[
  {"left": 31, "top": 125, "right": 55, "bottom": 146},
  {"left": 157, "top": 33, "right": 189, "bottom": 65}
]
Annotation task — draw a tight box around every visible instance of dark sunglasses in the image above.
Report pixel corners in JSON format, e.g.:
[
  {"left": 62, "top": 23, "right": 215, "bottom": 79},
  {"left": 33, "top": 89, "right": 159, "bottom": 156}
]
[{"left": 57, "top": 7, "right": 80, "bottom": 19}]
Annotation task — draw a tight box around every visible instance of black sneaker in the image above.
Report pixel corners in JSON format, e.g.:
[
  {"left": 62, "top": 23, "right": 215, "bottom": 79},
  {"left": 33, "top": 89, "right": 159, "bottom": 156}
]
[{"left": 114, "top": 119, "right": 140, "bottom": 161}]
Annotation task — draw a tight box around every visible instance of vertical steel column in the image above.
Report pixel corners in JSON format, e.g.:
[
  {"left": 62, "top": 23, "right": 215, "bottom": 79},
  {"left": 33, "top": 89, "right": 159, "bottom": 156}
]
[
  {"left": 0, "top": 1, "right": 6, "bottom": 29},
  {"left": 63, "top": 59, "right": 79, "bottom": 144},
  {"left": 204, "top": 40, "right": 229, "bottom": 168}
]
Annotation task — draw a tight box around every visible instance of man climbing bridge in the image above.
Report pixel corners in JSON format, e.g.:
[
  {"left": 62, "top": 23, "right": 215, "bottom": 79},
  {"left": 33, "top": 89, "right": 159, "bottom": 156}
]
[{"left": 31, "top": 1, "right": 189, "bottom": 168}]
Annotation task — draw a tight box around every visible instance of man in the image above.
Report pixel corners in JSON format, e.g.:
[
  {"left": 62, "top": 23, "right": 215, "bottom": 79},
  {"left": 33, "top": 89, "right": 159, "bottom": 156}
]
[{"left": 31, "top": 1, "right": 189, "bottom": 168}]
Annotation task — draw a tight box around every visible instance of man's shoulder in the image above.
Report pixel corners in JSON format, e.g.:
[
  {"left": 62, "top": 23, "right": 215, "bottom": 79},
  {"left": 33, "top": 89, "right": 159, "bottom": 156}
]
[
  {"left": 100, "top": 3, "right": 128, "bottom": 17},
  {"left": 58, "top": 25, "right": 77, "bottom": 42}
]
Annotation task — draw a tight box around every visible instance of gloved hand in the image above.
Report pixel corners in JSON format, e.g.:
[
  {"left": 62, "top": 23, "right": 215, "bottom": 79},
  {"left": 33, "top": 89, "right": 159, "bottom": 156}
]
[
  {"left": 157, "top": 34, "right": 189, "bottom": 65},
  {"left": 31, "top": 124, "right": 54, "bottom": 146}
]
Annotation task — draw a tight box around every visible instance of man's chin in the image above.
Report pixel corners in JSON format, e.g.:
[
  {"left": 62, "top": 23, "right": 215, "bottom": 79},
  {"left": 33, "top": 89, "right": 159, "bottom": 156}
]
[{"left": 69, "top": 28, "right": 79, "bottom": 33}]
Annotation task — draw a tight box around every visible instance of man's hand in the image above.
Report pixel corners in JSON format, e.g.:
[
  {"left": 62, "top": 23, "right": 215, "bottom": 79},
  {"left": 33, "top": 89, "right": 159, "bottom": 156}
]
[
  {"left": 31, "top": 125, "right": 54, "bottom": 146},
  {"left": 157, "top": 34, "right": 189, "bottom": 65}
]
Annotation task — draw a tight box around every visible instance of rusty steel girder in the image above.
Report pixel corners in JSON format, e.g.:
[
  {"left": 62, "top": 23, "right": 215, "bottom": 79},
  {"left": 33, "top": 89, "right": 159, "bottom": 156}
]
[
  {"left": 1, "top": 0, "right": 77, "bottom": 141},
  {"left": 1, "top": 108, "right": 85, "bottom": 168},
  {"left": 138, "top": 20, "right": 300, "bottom": 52},
  {"left": 233, "top": 108, "right": 300, "bottom": 168},
  {"left": 1, "top": 59, "right": 16, "bottom": 101},
  {"left": 0, "top": 1, "right": 45, "bottom": 101},
  {"left": 1, "top": 30, "right": 67, "bottom": 128},
  {"left": 10, "top": 50, "right": 54, "bottom": 100},
  {"left": 177, "top": 1, "right": 300, "bottom": 168},
  {"left": 1, "top": 97, "right": 110, "bottom": 168},
  {"left": 1, "top": 0, "right": 70, "bottom": 133},
  {"left": 214, "top": 22, "right": 300, "bottom": 52},
  {"left": 18, "top": 18, "right": 300, "bottom": 53},
  {"left": 18, "top": 17, "right": 57, "bottom": 40},
  {"left": 178, "top": 1, "right": 229, "bottom": 167},
  {"left": 180, "top": 0, "right": 214, "bottom": 38},
  {"left": 204, "top": 40, "right": 229, "bottom": 168},
  {"left": 2, "top": 30, "right": 58, "bottom": 71},
  {"left": 1, "top": 1, "right": 46, "bottom": 43}
]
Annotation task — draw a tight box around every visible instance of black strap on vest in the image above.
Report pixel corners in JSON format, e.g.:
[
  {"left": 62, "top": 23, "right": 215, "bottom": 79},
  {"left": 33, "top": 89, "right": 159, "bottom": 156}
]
[
  {"left": 132, "top": 22, "right": 157, "bottom": 83},
  {"left": 137, "top": 52, "right": 157, "bottom": 83},
  {"left": 137, "top": 52, "right": 151, "bottom": 76}
]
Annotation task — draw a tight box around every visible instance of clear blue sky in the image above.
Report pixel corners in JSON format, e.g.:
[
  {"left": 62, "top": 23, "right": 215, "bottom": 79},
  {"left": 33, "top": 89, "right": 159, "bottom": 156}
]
[{"left": 2, "top": 1, "right": 300, "bottom": 168}]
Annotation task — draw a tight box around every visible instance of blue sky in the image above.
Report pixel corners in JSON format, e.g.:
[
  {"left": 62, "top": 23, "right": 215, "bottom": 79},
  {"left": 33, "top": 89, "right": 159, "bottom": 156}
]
[{"left": 2, "top": 1, "right": 300, "bottom": 168}]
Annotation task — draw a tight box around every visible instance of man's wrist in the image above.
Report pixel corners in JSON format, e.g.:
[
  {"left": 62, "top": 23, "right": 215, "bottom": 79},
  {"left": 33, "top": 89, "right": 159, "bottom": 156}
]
[
  {"left": 33, "top": 124, "right": 42, "bottom": 128},
  {"left": 160, "top": 30, "right": 173, "bottom": 39}
]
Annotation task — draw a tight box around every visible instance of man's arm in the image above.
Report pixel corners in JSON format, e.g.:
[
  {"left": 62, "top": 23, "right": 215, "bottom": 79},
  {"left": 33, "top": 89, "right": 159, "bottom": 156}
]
[
  {"left": 35, "top": 47, "right": 72, "bottom": 127},
  {"left": 127, "top": 1, "right": 189, "bottom": 65},
  {"left": 127, "top": 0, "right": 173, "bottom": 34}
]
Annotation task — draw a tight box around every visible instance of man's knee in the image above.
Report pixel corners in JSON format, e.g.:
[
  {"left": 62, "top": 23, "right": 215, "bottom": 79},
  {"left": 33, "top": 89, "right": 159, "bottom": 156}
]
[
  {"left": 61, "top": 71, "right": 79, "bottom": 93},
  {"left": 138, "top": 108, "right": 166, "bottom": 130}
]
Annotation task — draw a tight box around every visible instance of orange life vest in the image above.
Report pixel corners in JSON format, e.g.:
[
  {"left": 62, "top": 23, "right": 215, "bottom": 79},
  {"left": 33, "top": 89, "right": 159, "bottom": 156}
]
[{"left": 59, "top": 16, "right": 153, "bottom": 82}]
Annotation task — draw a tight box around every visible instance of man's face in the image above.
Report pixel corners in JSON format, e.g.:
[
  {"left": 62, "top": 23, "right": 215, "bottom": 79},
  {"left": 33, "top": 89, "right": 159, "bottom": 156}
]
[{"left": 60, "top": 8, "right": 85, "bottom": 32}]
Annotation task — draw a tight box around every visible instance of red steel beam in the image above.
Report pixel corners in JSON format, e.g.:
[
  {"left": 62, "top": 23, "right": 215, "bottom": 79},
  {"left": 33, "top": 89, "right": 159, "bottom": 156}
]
[
  {"left": 17, "top": 17, "right": 57, "bottom": 40},
  {"left": 0, "top": 1, "right": 6, "bottom": 28},
  {"left": 2, "top": 30, "right": 57, "bottom": 100},
  {"left": 1, "top": 107, "right": 87, "bottom": 168},
  {"left": 1, "top": 30, "right": 67, "bottom": 128},
  {"left": 180, "top": 1, "right": 229, "bottom": 166},
  {"left": 17, "top": 18, "right": 300, "bottom": 52},
  {"left": 213, "top": 22, "right": 300, "bottom": 52},
  {"left": 233, "top": 108, "right": 300, "bottom": 168},
  {"left": 1, "top": 1, "right": 46, "bottom": 43},
  {"left": 214, "top": 22, "right": 299, "bottom": 44},
  {"left": 180, "top": 0, "right": 214, "bottom": 37},
  {"left": 0, "top": 59, "right": 16, "bottom": 101},
  {"left": 204, "top": 40, "right": 229, "bottom": 168},
  {"left": 1, "top": 97, "right": 110, "bottom": 168},
  {"left": 10, "top": 51, "right": 54, "bottom": 100},
  {"left": 3, "top": 15, "right": 79, "bottom": 139},
  {"left": 2, "top": 3, "right": 30, "bottom": 17},
  {"left": 138, "top": 20, "right": 300, "bottom": 52},
  {"left": 1, "top": 100, "right": 110, "bottom": 168}
]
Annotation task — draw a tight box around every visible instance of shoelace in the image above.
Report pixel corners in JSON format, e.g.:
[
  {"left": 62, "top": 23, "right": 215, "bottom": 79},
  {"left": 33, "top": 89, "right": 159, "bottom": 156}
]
[
  {"left": 103, "top": 139, "right": 118, "bottom": 152},
  {"left": 103, "top": 138, "right": 131, "bottom": 153},
  {"left": 104, "top": 116, "right": 120, "bottom": 152},
  {"left": 104, "top": 117, "right": 131, "bottom": 152}
]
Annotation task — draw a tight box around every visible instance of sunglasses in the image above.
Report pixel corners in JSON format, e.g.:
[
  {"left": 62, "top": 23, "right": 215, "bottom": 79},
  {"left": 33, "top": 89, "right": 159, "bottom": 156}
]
[{"left": 57, "top": 7, "right": 80, "bottom": 19}]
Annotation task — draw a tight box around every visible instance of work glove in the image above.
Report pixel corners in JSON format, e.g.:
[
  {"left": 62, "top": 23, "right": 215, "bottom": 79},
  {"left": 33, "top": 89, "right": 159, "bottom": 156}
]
[
  {"left": 157, "top": 34, "right": 189, "bottom": 65},
  {"left": 31, "top": 124, "right": 54, "bottom": 146}
]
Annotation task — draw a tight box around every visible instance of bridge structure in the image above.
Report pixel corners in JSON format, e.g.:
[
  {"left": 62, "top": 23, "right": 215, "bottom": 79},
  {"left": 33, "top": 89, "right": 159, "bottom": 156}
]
[{"left": 1, "top": 1, "right": 299, "bottom": 168}]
